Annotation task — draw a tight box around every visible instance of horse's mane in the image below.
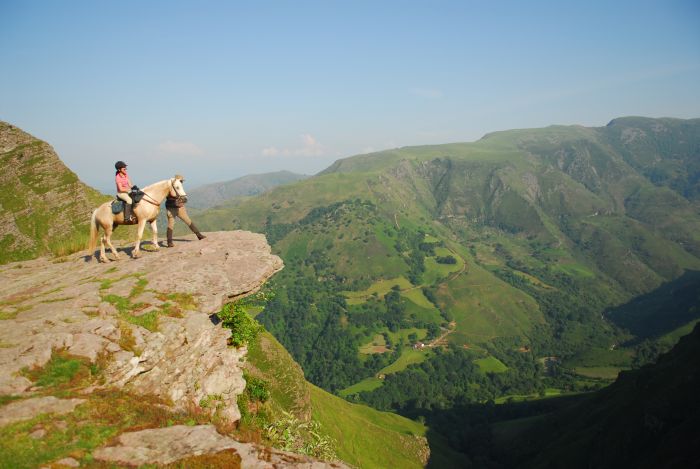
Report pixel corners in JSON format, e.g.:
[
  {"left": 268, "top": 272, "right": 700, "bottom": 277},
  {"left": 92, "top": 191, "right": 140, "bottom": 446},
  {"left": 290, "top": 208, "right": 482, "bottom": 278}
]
[{"left": 142, "top": 179, "right": 172, "bottom": 193}]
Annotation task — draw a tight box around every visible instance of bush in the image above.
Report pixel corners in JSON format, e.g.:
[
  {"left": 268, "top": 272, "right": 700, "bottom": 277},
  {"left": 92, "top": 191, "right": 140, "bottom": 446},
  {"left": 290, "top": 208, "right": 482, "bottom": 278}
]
[
  {"left": 436, "top": 255, "right": 457, "bottom": 264},
  {"left": 218, "top": 301, "right": 263, "bottom": 347}
]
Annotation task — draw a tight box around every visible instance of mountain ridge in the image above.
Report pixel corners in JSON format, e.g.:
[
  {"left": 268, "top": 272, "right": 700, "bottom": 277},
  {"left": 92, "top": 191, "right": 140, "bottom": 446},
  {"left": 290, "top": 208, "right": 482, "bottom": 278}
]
[{"left": 0, "top": 121, "right": 108, "bottom": 264}]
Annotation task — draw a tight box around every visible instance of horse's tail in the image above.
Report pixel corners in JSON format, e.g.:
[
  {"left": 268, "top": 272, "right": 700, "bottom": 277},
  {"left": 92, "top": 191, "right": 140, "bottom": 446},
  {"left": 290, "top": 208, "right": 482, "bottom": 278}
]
[{"left": 88, "top": 209, "right": 99, "bottom": 252}]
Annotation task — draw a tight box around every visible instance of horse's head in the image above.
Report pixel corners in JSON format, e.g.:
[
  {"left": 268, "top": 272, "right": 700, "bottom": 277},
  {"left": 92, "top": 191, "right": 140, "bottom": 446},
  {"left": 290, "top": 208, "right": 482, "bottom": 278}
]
[{"left": 170, "top": 177, "right": 187, "bottom": 198}]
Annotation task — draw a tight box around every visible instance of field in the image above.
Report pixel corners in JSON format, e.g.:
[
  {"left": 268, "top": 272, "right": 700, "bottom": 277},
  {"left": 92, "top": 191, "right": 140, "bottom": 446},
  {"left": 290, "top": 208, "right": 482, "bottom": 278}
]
[
  {"left": 475, "top": 356, "right": 508, "bottom": 373},
  {"left": 575, "top": 367, "right": 624, "bottom": 380}
]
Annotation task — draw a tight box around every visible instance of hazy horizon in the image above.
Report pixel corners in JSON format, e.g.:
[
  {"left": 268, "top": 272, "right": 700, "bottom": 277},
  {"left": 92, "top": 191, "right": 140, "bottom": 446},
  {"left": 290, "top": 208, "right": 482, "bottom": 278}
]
[{"left": 1, "top": 0, "right": 699, "bottom": 191}]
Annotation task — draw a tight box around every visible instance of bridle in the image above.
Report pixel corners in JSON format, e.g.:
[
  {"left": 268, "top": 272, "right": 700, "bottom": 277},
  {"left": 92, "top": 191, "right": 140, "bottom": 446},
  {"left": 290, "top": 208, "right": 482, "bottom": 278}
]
[{"left": 170, "top": 178, "right": 184, "bottom": 198}]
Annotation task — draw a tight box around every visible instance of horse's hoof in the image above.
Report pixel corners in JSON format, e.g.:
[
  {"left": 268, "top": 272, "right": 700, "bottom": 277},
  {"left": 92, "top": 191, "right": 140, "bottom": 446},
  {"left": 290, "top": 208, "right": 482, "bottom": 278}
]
[
  {"left": 98, "top": 257, "right": 107, "bottom": 263},
  {"left": 132, "top": 253, "right": 141, "bottom": 259}
]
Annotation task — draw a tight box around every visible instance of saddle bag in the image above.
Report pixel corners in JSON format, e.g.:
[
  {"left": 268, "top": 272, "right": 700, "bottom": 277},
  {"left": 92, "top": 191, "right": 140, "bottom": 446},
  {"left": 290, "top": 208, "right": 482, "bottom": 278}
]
[{"left": 112, "top": 200, "right": 124, "bottom": 214}]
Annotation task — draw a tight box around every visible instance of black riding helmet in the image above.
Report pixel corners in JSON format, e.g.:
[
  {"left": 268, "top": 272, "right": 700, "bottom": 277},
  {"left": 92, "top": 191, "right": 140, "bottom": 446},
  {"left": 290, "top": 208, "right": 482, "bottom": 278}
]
[{"left": 115, "top": 161, "right": 127, "bottom": 170}]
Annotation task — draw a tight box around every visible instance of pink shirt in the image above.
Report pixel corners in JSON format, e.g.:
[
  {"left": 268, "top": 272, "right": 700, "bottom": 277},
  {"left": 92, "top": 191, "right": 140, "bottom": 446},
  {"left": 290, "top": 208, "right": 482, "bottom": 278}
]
[{"left": 115, "top": 171, "right": 131, "bottom": 192}]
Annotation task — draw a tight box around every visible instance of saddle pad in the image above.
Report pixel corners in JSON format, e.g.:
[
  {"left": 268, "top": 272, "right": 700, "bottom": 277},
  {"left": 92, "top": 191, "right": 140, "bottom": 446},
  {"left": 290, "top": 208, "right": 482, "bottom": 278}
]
[{"left": 112, "top": 200, "right": 124, "bottom": 214}]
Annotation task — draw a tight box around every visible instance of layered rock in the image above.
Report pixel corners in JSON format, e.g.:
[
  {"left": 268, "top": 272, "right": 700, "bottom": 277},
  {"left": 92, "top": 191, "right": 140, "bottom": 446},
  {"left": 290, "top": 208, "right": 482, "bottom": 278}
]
[
  {"left": 0, "top": 231, "right": 282, "bottom": 420},
  {"left": 93, "top": 425, "right": 349, "bottom": 468}
]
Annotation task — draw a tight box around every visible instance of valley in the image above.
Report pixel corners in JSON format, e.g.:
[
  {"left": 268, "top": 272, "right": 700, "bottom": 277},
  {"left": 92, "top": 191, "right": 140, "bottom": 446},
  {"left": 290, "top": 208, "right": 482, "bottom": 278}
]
[{"left": 193, "top": 117, "right": 700, "bottom": 462}]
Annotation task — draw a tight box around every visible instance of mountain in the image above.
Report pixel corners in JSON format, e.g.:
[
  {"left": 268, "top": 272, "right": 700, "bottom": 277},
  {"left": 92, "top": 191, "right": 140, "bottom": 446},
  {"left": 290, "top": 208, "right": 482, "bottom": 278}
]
[
  {"left": 186, "top": 171, "right": 308, "bottom": 209},
  {"left": 194, "top": 117, "right": 700, "bottom": 409},
  {"left": 491, "top": 322, "right": 700, "bottom": 469},
  {"left": 0, "top": 122, "right": 108, "bottom": 264}
]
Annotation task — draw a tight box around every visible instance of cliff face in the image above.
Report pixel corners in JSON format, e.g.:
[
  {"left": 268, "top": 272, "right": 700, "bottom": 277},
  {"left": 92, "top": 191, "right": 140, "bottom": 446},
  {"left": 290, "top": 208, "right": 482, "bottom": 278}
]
[
  {"left": 0, "top": 232, "right": 345, "bottom": 467},
  {"left": 0, "top": 122, "right": 108, "bottom": 264}
]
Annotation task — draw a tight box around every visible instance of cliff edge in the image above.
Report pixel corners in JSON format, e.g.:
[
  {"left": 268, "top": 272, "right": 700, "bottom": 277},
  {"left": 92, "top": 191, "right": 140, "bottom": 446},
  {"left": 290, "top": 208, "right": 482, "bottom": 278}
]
[{"left": 0, "top": 231, "right": 347, "bottom": 467}]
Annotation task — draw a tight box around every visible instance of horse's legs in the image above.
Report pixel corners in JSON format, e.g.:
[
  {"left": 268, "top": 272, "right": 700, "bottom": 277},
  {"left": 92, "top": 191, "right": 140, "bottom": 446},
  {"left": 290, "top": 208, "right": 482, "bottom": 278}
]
[
  {"left": 133, "top": 220, "right": 147, "bottom": 258},
  {"left": 150, "top": 219, "right": 160, "bottom": 250},
  {"left": 98, "top": 231, "right": 108, "bottom": 263},
  {"left": 104, "top": 225, "right": 120, "bottom": 260}
]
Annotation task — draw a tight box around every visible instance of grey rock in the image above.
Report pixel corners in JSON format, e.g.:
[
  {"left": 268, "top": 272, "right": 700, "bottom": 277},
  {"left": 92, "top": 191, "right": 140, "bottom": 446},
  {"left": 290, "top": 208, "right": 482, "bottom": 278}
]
[
  {"left": 68, "top": 333, "right": 109, "bottom": 362},
  {"left": 29, "top": 428, "right": 46, "bottom": 439},
  {"left": 54, "top": 457, "right": 80, "bottom": 467},
  {"left": 92, "top": 425, "right": 349, "bottom": 468},
  {"left": 0, "top": 396, "right": 85, "bottom": 426}
]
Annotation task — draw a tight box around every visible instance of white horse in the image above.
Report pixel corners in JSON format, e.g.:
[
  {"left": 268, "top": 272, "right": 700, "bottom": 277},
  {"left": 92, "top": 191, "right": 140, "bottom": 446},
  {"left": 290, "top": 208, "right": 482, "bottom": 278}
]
[{"left": 88, "top": 177, "right": 187, "bottom": 262}]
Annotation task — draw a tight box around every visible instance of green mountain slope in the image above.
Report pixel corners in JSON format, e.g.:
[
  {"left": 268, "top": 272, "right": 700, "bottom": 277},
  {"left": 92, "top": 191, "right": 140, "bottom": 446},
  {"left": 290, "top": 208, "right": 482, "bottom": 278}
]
[
  {"left": 196, "top": 117, "right": 700, "bottom": 405},
  {"left": 0, "top": 122, "right": 109, "bottom": 264},
  {"left": 243, "top": 329, "right": 468, "bottom": 468}
]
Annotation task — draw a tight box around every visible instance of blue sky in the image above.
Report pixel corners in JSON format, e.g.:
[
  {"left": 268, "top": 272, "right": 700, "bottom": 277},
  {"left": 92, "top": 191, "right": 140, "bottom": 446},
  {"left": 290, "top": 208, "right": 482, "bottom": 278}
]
[{"left": 1, "top": 1, "right": 699, "bottom": 192}]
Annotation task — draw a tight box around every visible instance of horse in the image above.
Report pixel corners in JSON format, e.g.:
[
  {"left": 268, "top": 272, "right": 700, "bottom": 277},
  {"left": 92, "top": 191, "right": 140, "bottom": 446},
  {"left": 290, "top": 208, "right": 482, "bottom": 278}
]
[{"left": 88, "top": 177, "right": 187, "bottom": 262}]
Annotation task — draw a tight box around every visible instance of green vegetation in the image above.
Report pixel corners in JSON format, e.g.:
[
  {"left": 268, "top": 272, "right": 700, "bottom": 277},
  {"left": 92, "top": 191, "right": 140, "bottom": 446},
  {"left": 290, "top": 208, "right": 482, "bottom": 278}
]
[
  {"left": 244, "top": 329, "right": 433, "bottom": 467},
  {"left": 0, "top": 122, "right": 111, "bottom": 264},
  {"left": 475, "top": 355, "right": 508, "bottom": 373},
  {"left": 98, "top": 274, "right": 195, "bottom": 333},
  {"left": 218, "top": 301, "right": 263, "bottom": 348},
  {"left": 193, "top": 118, "right": 700, "bottom": 463}
]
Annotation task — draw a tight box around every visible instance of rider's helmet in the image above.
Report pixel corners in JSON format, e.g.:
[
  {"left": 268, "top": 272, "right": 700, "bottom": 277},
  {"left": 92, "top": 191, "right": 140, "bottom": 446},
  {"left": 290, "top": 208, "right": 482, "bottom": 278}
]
[{"left": 115, "top": 161, "right": 128, "bottom": 170}]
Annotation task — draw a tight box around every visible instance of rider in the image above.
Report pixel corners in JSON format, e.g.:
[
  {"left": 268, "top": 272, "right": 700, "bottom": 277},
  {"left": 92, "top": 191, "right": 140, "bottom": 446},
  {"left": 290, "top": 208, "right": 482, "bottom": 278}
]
[
  {"left": 165, "top": 174, "right": 206, "bottom": 247},
  {"left": 115, "top": 161, "right": 136, "bottom": 222}
]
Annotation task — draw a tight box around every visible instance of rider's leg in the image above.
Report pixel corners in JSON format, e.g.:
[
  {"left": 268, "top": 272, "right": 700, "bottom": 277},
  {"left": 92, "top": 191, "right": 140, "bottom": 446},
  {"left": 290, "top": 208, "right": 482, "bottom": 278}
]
[{"left": 117, "top": 192, "right": 134, "bottom": 222}]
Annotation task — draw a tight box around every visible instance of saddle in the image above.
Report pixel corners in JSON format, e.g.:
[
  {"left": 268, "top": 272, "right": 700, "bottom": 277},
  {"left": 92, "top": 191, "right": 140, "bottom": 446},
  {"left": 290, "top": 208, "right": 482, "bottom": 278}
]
[{"left": 111, "top": 187, "right": 145, "bottom": 221}]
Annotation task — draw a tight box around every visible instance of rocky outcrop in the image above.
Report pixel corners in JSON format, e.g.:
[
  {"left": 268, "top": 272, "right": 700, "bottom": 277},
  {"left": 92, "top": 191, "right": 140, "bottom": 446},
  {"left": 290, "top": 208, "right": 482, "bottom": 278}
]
[
  {"left": 0, "top": 231, "right": 312, "bottom": 466},
  {"left": 93, "top": 425, "right": 349, "bottom": 468},
  {"left": 0, "top": 232, "right": 281, "bottom": 415},
  {"left": 0, "top": 396, "right": 85, "bottom": 426}
]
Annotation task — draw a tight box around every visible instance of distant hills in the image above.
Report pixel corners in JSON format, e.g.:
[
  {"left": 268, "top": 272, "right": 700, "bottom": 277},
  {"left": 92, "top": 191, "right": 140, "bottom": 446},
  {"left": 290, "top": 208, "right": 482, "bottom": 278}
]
[
  {"left": 0, "top": 122, "right": 108, "bottom": 264},
  {"left": 186, "top": 171, "right": 308, "bottom": 209},
  {"left": 194, "top": 116, "right": 700, "bottom": 399}
]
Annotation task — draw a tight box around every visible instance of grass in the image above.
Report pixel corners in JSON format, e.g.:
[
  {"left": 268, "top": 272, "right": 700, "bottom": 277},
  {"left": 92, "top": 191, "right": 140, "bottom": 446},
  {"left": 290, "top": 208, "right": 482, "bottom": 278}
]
[
  {"left": 2, "top": 347, "right": 240, "bottom": 468},
  {"left": 379, "top": 348, "right": 432, "bottom": 375},
  {"left": 0, "top": 389, "right": 214, "bottom": 469},
  {"left": 437, "top": 261, "right": 544, "bottom": 344},
  {"left": 474, "top": 355, "right": 509, "bottom": 373},
  {"left": 20, "top": 351, "right": 103, "bottom": 393},
  {"left": 423, "top": 247, "right": 465, "bottom": 285},
  {"left": 98, "top": 275, "right": 197, "bottom": 333},
  {"left": 359, "top": 334, "right": 387, "bottom": 354},
  {"left": 343, "top": 276, "right": 413, "bottom": 304},
  {"left": 310, "top": 385, "right": 428, "bottom": 469},
  {"left": 575, "top": 367, "right": 624, "bottom": 380},
  {"left": 246, "top": 330, "right": 432, "bottom": 468},
  {"left": 494, "top": 388, "right": 567, "bottom": 404},
  {"left": 337, "top": 377, "right": 384, "bottom": 397},
  {"left": 401, "top": 288, "right": 435, "bottom": 310}
]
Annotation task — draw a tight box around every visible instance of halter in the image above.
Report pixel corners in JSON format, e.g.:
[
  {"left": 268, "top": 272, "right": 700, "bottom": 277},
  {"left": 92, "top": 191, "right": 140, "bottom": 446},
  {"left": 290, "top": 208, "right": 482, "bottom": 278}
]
[{"left": 170, "top": 178, "right": 184, "bottom": 198}]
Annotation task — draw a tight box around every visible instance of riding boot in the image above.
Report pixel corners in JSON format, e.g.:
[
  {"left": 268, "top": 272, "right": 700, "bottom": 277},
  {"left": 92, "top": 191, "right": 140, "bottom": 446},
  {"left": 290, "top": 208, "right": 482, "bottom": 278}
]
[
  {"left": 124, "top": 203, "right": 133, "bottom": 223},
  {"left": 188, "top": 223, "right": 206, "bottom": 240},
  {"left": 166, "top": 228, "right": 174, "bottom": 248}
]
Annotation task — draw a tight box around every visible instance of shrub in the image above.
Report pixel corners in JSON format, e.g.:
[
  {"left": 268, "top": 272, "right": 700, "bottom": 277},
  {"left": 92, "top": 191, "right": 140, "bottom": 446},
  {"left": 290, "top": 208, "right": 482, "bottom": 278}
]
[{"left": 218, "top": 301, "right": 263, "bottom": 347}]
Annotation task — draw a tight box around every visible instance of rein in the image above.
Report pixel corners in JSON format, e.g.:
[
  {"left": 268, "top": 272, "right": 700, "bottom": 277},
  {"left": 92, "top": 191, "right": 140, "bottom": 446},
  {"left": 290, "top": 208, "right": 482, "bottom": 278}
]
[
  {"left": 139, "top": 179, "right": 180, "bottom": 206},
  {"left": 140, "top": 192, "right": 162, "bottom": 206}
]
